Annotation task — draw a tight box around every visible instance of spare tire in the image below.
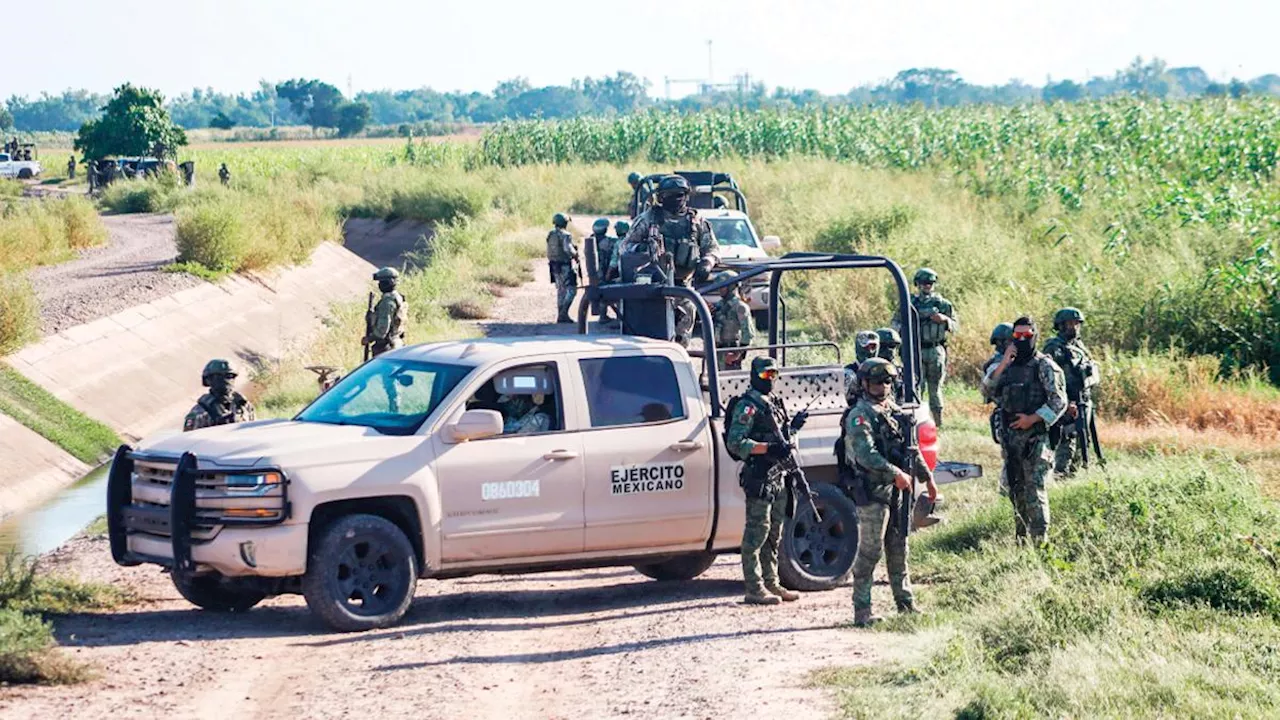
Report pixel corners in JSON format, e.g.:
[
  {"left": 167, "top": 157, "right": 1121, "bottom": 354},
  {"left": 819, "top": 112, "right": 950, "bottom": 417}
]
[
  {"left": 633, "top": 551, "right": 717, "bottom": 581},
  {"left": 779, "top": 483, "right": 858, "bottom": 591}
]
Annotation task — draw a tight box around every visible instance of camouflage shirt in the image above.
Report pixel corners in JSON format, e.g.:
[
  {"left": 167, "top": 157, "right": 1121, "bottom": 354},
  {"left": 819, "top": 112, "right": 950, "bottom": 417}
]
[
  {"left": 499, "top": 396, "right": 551, "bottom": 435},
  {"left": 546, "top": 228, "right": 577, "bottom": 264},
  {"left": 1042, "top": 335, "right": 1098, "bottom": 402},
  {"left": 981, "top": 354, "right": 1067, "bottom": 428},
  {"left": 712, "top": 295, "right": 754, "bottom": 348},
  {"left": 619, "top": 206, "right": 718, "bottom": 285},
  {"left": 726, "top": 389, "right": 787, "bottom": 461},
  {"left": 843, "top": 396, "right": 932, "bottom": 504},
  {"left": 372, "top": 290, "right": 406, "bottom": 345},
  {"left": 980, "top": 351, "right": 1004, "bottom": 402},
  {"left": 593, "top": 235, "right": 618, "bottom": 282},
  {"left": 911, "top": 293, "right": 957, "bottom": 347},
  {"left": 183, "top": 392, "right": 255, "bottom": 431}
]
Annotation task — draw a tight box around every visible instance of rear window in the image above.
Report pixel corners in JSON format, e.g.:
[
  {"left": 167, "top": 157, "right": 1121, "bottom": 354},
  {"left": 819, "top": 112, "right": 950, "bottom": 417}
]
[
  {"left": 707, "top": 218, "right": 758, "bottom": 248},
  {"left": 579, "top": 356, "right": 686, "bottom": 428}
]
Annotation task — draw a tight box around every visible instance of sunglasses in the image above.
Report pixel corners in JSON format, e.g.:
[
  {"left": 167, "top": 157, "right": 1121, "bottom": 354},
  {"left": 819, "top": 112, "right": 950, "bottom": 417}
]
[
  {"left": 757, "top": 368, "right": 780, "bottom": 380},
  {"left": 1012, "top": 330, "right": 1035, "bottom": 340}
]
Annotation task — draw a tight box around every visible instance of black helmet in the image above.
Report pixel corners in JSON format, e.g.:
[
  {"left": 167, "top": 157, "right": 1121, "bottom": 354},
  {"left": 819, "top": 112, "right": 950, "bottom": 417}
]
[
  {"left": 656, "top": 175, "right": 691, "bottom": 199},
  {"left": 627, "top": 171, "right": 642, "bottom": 186},
  {"left": 552, "top": 213, "right": 569, "bottom": 228},
  {"left": 592, "top": 218, "right": 609, "bottom": 233},
  {"left": 372, "top": 267, "right": 400, "bottom": 281},
  {"left": 614, "top": 220, "right": 631, "bottom": 236},
  {"left": 990, "top": 322, "right": 1014, "bottom": 345},
  {"left": 858, "top": 357, "right": 899, "bottom": 385},
  {"left": 876, "top": 327, "right": 901, "bottom": 349},
  {"left": 1053, "top": 307, "right": 1085, "bottom": 330},
  {"left": 201, "top": 358, "right": 237, "bottom": 387}
]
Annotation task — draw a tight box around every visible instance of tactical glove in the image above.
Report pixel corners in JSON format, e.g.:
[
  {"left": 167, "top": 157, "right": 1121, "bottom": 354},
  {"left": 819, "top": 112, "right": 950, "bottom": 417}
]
[
  {"left": 790, "top": 410, "right": 809, "bottom": 431},
  {"left": 766, "top": 441, "right": 791, "bottom": 459}
]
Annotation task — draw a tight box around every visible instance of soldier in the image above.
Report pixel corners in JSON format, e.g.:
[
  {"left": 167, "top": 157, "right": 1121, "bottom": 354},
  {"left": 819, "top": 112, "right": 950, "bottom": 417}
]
[
  {"left": 588, "top": 218, "right": 618, "bottom": 323},
  {"left": 875, "top": 327, "right": 901, "bottom": 363},
  {"left": 498, "top": 393, "right": 551, "bottom": 435},
  {"left": 1043, "top": 307, "right": 1099, "bottom": 477},
  {"left": 910, "top": 268, "right": 957, "bottom": 427},
  {"left": 855, "top": 330, "right": 880, "bottom": 364},
  {"left": 710, "top": 271, "right": 754, "bottom": 370},
  {"left": 726, "top": 357, "right": 806, "bottom": 606},
  {"left": 67, "top": 155, "right": 76, "bottom": 179},
  {"left": 620, "top": 175, "right": 718, "bottom": 344},
  {"left": 365, "top": 267, "right": 407, "bottom": 356},
  {"left": 982, "top": 317, "right": 1067, "bottom": 544},
  {"left": 218, "top": 163, "right": 231, "bottom": 186},
  {"left": 626, "top": 171, "right": 643, "bottom": 217},
  {"left": 983, "top": 322, "right": 1015, "bottom": 495},
  {"left": 86, "top": 161, "right": 98, "bottom": 193},
  {"left": 546, "top": 213, "right": 580, "bottom": 324},
  {"left": 844, "top": 358, "right": 937, "bottom": 626},
  {"left": 184, "top": 359, "right": 255, "bottom": 431}
]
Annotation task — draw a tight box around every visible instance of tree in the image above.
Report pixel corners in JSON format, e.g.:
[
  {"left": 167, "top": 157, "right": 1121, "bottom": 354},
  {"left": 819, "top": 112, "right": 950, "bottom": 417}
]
[
  {"left": 1229, "top": 78, "right": 1251, "bottom": 99},
  {"left": 275, "top": 79, "right": 346, "bottom": 130},
  {"left": 209, "top": 111, "right": 236, "bottom": 129},
  {"left": 1043, "top": 79, "right": 1084, "bottom": 103},
  {"left": 335, "top": 101, "right": 371, "bottom": 137},
  {"left": 880, "top": 68, "right": 965, "bottom": 106},
  {"left": 1118, "top": 56, "right": 1171, "bottom": 97},
  {"left": 0, "top": 105, "right": 12, "bottom": 131},
  {"left": 74, "top": 84, "right": 187, "bottom": 160},
  {"left": 582, "top": 72, "right": 650, "bottom": 114}
]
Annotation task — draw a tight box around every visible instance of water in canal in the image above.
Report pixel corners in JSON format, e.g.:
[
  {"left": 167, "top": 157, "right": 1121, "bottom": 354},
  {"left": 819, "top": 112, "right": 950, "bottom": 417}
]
[{"left": 0, "top": 464, "right": 108, "bottom": 556}]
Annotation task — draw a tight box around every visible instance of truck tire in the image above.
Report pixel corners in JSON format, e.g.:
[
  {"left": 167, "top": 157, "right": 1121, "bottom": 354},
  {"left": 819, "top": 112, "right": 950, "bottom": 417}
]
[
  {"left": 633, "top": 551, "right": 717, "bottom": 581},
  {"left": 302, "top": 513, "right": 418, "bottom": 632},
  {"left": 171, "top": 571, "right": 266, "bottom": 612},
  {"left": 17, "top": 168, "right": 32, "bottom": 180},
  {"left": 779, "top": 483, "right": 858, "bottom": 591}
]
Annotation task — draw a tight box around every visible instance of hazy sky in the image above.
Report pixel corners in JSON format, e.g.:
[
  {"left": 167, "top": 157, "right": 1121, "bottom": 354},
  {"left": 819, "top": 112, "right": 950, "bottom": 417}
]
[{"left": 11, "top": 0, "right": 1279, "bottom": 99}]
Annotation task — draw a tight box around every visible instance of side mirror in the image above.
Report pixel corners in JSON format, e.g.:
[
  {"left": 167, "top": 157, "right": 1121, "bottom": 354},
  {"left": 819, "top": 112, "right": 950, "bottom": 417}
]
[
  {"left": 448, "top": 409, "right": 504, "bottom": 443},
  {"left": 761, "top": 235, "right": 782, "bottom": 251}
]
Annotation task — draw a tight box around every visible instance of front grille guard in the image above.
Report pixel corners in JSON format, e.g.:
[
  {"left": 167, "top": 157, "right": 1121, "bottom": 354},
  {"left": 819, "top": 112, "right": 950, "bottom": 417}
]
[{"left": 108, "top": 446, "right": 291, "bottom": 570}]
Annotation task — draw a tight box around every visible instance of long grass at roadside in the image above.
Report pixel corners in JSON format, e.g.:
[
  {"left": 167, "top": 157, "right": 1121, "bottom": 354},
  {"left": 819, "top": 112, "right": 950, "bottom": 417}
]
[{"left": 0, "top": 364, "right": 121, "bottom": 464}]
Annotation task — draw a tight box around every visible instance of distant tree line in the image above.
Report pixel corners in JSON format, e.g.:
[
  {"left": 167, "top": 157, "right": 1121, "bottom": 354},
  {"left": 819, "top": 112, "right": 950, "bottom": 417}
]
[{"left": 4, "top": 59, "right": 1279, "bottom": 134}]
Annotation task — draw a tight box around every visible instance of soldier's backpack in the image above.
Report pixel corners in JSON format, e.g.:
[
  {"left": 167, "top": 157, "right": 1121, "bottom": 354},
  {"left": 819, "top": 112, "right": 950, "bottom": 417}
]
[{"left": 721, "top": 394, "right": 750, "bottom": 461}]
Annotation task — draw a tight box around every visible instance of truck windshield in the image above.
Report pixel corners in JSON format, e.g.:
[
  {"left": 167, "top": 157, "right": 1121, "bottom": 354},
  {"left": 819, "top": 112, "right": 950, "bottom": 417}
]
[
  {"left": 296, "top": 359, "right": 472, "bottom": 435},
  {"left": 707, "top": 218, "right": 758, "bottom": 248}
]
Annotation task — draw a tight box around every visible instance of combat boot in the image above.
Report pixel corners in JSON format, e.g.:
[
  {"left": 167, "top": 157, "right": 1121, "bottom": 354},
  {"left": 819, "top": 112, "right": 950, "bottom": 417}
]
[
  {"left": 765, "top": 583, "right": 800, "bottom": 602},
  {"left": 556, "top": 312, "right": 572, "bottom": 324},
  {"left": 744, "top": 588, "right": 782, "bottom": 606},
  {"left": 853, "top": 608, "right": 882, "bottom": 627},
  {"left": 896, "top": 600, "right": 921, "bottom": 615}
]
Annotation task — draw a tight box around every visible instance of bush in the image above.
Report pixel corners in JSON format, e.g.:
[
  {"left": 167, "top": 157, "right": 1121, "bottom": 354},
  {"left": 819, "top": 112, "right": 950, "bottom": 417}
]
[
  {"left": 175, "top": 197, "right": 248, "bottom": 272},
  {"left": 0, "top": 196, "right": 108, "bottom": 272},
  {"left": 350, "top": 169, "right": 493, "bottom": 224},
  {"left": 174, "top": 186, "right": 341, "bottom": 274},
  {"left": 98, "top": 172, "right": 183, "bottom": 214},
  {"left": 0, "top": 274, "right": 39, "bottom": 354},
  {"left": 1142, "top": 564, "right": 1280, "bottom": 616},
  {"left": 812, "top": 205, "right": 917, "bottom": 253}
]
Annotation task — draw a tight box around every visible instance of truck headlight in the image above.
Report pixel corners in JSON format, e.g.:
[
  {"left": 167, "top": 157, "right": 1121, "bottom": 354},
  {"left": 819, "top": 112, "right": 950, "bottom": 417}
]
[{"left": 223, "top": 472, "right": 282, "bottom": 492}]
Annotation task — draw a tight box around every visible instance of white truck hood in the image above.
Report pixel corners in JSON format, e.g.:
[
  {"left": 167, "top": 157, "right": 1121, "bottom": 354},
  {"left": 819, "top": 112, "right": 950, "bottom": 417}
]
[{"left": 135, "top": 419, "right": 396, "bottom": 468}]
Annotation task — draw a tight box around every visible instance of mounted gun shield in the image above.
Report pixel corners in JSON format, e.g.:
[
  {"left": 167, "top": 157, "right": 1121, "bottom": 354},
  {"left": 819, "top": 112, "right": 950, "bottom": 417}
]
[{"left": 583, "top": 234, "right": 603, "bottom": 317}]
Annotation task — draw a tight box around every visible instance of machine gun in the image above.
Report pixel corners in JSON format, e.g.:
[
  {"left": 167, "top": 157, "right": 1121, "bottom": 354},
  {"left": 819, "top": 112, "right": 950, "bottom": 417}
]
[
  {"left": 362, "top": 292, "right": 375, "bottom": 362},
  {"left": 763, "top": 397, "right": 822, "bottom": 523}
]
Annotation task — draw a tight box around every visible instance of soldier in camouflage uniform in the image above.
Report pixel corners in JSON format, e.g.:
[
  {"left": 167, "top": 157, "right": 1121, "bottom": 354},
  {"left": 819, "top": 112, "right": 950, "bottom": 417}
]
[
  {"left": 588, "top": 218, "right": 618, "bottom": 324},
  {"left": 218, "top": 163, "right": 231, "bottom": 187},
  {"left": 727, "top": 357, "right": 807, "bottom": 605},
  {"left": 184, "top": 359, "right": 255, "bottom": 431},
  {"left": 855, "top": 330, "right": 880, "bottom": 364},
  {"left": 983, "top": 322, "right": 1015, "bottom": 496},
  {"left": 618, "top": 175, "right": 719, "bottom": 344},
  {"left": 843, "top": 358, "right": 937, "bottom": 626},
  {"left": 982, "top": 317, "right": 1067, "bottom": 544},
  {"left": 497, "top": 394, "right": 552, "bottom": 435},
  {"left": 547, "top": 213, "right": 580, "bottom": 324},
  {"left": 910, "top": 268, "right": 957, "bottom": 427},
  {"left": 1042, "top": 308, "right": 1099, "bottom": 477},
  {"left": 365, "top": 267, "right": 407, "bottom": 356},
  {"left": 626, "top": 171, "right": 643, "bottom": 218},
  {"left": 875, "top": 327, "right": 905, "bottom": 402},
  {"left": 711, "top": 271, "right": 754, "bottom": 370}
]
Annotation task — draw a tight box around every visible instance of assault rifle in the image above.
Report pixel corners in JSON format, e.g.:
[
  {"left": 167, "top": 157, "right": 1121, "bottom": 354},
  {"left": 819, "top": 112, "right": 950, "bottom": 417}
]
[
  {"left": 1078, "top": 399, "right": 1106, "bottom": 467},
  {"left": 763, "top": 396, "right": 822, "bottom": 523},
  {"left": 362, "top": 292, "right": 375, "bottom": 362},
  {"left": 890, "top": 407, "right": 919, "bottom": 539}
]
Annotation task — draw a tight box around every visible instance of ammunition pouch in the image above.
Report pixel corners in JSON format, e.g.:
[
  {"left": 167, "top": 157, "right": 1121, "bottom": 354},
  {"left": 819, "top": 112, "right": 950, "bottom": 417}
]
[{"left": 740, "top": 457, "right": 782, "bottom": 500}]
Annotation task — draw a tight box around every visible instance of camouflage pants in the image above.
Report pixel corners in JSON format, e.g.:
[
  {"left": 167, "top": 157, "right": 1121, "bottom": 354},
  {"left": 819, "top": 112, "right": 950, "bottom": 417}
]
[
  {"left": 741, "top": 492, "right": 787, "bottom": 592},
  {"left": 1054, "top": 406, "right": 1091, "bottom": 476},
  {"left": 552, "top": 264, "right": 577, "bottom": 318},
  {"left": 922, "top": 345, "right": 947, "bottom": 423},
  {"left": 851, "top": 503, "right": 912, "bottom": 611},
  {"left": 674, "top": 296, "right": 696, "bottom": 344},
  {"left": 1003, "top": 430, "right": 1053, "bottom": 542}
]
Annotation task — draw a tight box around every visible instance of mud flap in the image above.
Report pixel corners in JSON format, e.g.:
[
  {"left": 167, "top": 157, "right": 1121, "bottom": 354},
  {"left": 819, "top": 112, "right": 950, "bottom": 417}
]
[
  {"left": 170, "top": 452, "right": 199, "bottom": 574},
  {"left": 106, "top": 444, "right": 139, "bottom": 566},
  {"left": 933, "top": 461, "right": 983, "bottom": 485}
]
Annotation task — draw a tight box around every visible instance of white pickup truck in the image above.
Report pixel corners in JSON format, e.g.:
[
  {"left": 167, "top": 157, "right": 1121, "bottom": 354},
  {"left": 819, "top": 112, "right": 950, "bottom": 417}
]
[
  {"left": 108, "top": 254, "right": 980, "bottom": 632},
  {"left": 0, "top": 152, "right": 42, "bottom": 179}
]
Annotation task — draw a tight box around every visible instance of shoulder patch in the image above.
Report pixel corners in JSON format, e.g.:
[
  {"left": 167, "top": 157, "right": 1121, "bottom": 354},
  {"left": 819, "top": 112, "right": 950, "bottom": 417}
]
[
  {"left": 855, "top": 416, "right": 867, "bottom": 425},
  {"left": 741, "top": 404, "right": 756, "bottom": 416}
]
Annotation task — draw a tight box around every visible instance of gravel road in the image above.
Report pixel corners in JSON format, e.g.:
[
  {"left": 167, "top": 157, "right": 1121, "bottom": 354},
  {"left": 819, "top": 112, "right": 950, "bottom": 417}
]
[{"left": 28, "top": 213, "right": 202, "bottom": 334}]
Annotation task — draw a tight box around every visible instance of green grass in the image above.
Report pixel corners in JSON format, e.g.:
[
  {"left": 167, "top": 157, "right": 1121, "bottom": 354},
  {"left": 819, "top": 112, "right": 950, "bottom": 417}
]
[
  {"left": 0, "top": 549, "right": 127, "bottom": 684},
  {"left": 0, "top": 364, "right": 121, "bottom": 464}
]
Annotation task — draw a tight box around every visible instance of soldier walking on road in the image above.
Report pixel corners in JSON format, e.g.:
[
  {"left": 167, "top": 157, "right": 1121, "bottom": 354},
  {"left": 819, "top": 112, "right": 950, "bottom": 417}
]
[
  {"left": 546, "top": 213, "right": 580, "bottom": 324},
  {"left": 727, "top": 357, "right": 806, "bottom": 606},
  {"left": 184, "top": 360, "right": 255, "bottom": 431},
  {"left": 365, "top": 267, "right": 407, "bottom": 356},
  {"left": 843, "top": 358, "right": 937, "bottom": 626},
  {"left": 909, "top": 268, "right": 957, "bottom": 427},
  {"left": 218, "top": 163, "right": 231, "bottom": 187},
  {"left": 1043, "top": 308, "right": 1099, "bottom": 477},
  {"left": 982, "top": 317, "right": 1067, "bottom": 544},
  {"left": 710, "top": 271, "right": 754, "bottom": 370},
  {"left": 620, "top": 175, "right": 719, "bottom": 344}
]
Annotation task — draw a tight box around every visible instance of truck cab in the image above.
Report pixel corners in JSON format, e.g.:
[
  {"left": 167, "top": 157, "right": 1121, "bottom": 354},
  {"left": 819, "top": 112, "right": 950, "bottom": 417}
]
[{"left": 108, "top": 253, "right": 980, "bottom": 632}]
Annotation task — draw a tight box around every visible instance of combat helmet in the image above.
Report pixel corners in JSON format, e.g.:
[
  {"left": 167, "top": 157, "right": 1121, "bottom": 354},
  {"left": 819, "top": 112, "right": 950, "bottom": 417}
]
[
  {"left": 372, "top": 267, "right": 400, "bottom": 281},
  {"left": 990, "top": 322, "right": 1014, "bottom": 345},
  {"left": 1053, "top": 307, "right": 1085, "bottom": 330},
  {"left": 552, "top": 213, "right": 569, "bottom": 228},
  {"left": 614, "top": 220, "right": 631, "bottom": 236},
  {"left": 914, "top": 267, "right": 938, "bottom": 285},
  {"left": 711, "top": 269, "right": 740, "bottom": 295},
  {"left": 856, "top": 330, "right": 881, "bottom": 352},
  {"left": 592, "top": 218, "right": 609, "bottom": 234},
  {"left": 656, "top": 174, "right": 691, "bottom": 198},
  {"left": 859, "top": 357, "right": 899, "bottom": 384},
  {"left": 876, "top": 327, "right": 901, "bottom": 349},
  {"left": 201, "top": 358, "right": 237, "bottom": 387},
  {"left": 627, "top": 171, "right": 642, "bottom": 186}
]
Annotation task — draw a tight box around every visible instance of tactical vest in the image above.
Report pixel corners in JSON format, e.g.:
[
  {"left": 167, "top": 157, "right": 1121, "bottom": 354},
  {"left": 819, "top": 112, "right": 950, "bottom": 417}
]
[
  {"left": 594, "top": 236, "right": 617, "bottom": 278},
  {"left": 729, "top": 391, "right": 788, "bottom": 498},
  {"left": 914, "top": 294, "right": 951, "bottom": 347},
  {"left": 999, "top": 358, "right": 1049, "bottom": 419},
  {"left": 712, "top": 298, "right": 743, "bottom": 345},
  {"left": 546, "top": 229, "right": 572, "bottom": 263},
  {"left": 1044, "top": 337, "right": 1092, "bottom": 401},
  {"left": 837, "top": 401, "right": 905, "bottom": 505}
]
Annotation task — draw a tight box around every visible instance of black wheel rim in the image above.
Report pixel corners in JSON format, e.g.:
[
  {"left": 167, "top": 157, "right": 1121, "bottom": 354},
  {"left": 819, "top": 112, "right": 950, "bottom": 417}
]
[
  {"left": 332, "top": 532, "right": 410, "bottom": 617},
  {"left": 787, "top": 497, "right": 856, "bottom": 578}
]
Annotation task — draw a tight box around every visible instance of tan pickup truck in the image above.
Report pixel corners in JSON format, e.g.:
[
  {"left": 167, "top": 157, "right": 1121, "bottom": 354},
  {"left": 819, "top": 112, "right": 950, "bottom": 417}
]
[{"left": 108, "top": 253, "right": 980, "bottom": 632}]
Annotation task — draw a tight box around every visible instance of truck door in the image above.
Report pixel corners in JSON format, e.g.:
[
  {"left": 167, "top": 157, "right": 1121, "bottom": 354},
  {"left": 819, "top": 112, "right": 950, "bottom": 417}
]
[
  {"left": 434, "top": 360, "right": 585, "bottom": 562},
  {"left": 572, "top": 353, "right": 715, "bottom": 551}
]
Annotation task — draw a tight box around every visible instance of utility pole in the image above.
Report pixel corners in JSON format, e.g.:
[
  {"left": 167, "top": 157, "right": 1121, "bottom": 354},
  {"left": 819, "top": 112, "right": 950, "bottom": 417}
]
[{"left": 707, "top": 40, "right": 714, "bottom": 85}]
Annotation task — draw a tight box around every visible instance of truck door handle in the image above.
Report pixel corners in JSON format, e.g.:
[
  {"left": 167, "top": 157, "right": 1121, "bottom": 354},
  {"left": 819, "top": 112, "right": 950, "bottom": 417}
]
[
  {"left": 543, "top": 449, "right": 579, "bottom": 461},
  {"left": 669, "top": 441, "right": 704, "bottom": 452}
]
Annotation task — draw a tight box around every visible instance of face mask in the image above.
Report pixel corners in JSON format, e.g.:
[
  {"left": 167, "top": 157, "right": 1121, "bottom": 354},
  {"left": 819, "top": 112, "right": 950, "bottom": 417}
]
[
  {"left": 1013, "top": 338, "right": 1035, "bottom": 362},
  {"left": 660, "top": 194, "right": 686, "bottom": 213},
  {"left": 209, "top": 377, "right": 233, "bottom": 399},
  {"left": 1062, "top": 326, "right": 1079, "bottom": 341},
  {"left": 750, "top": 373, "right": 775, "bottom": 395},
  {"left": 378, "top": 280, "right": 396, "bottom": 293}
]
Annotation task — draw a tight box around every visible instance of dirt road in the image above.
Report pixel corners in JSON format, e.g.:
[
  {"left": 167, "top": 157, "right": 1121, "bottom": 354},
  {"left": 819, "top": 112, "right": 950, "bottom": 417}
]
[{"left": 27, "top": 213, "right": 202, "bottom": 334}]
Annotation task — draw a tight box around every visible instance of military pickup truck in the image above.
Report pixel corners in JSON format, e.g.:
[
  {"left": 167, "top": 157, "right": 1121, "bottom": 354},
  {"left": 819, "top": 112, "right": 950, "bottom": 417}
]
[{"left": 108, "top": 253, "right": 980, "bottom": 632}]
